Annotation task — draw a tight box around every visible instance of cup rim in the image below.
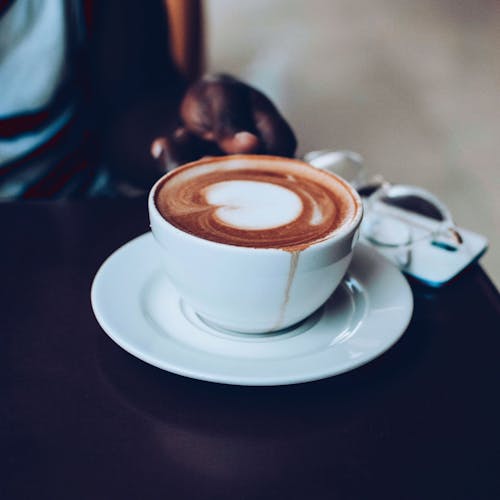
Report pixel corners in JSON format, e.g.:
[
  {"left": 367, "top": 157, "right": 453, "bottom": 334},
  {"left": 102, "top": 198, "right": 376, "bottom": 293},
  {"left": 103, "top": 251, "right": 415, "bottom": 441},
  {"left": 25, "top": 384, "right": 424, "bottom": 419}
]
[{"left": 149, "top": 154, "right": 363, "bottom": 253}]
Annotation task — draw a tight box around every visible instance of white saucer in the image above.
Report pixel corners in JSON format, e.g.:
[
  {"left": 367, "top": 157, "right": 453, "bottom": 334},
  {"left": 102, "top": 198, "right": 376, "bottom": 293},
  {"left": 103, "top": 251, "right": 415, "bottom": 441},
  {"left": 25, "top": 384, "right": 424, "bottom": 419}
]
[{"left": 91, "top": 233, "right": 413, "bottom": 386}]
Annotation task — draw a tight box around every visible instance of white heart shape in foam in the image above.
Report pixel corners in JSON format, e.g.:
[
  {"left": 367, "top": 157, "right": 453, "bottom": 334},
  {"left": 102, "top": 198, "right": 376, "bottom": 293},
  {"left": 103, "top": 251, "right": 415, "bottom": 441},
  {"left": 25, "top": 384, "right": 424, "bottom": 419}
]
[{"left": 204, "top": 180, "right": 303, "bottom": 230}]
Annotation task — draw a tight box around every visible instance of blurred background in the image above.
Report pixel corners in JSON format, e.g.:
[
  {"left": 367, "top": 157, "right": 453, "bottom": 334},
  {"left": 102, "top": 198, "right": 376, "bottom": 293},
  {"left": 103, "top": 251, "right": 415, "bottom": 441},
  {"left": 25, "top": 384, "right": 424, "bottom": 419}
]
[{"left": 207, "top": 0, "right": 499, "bottom": 285}]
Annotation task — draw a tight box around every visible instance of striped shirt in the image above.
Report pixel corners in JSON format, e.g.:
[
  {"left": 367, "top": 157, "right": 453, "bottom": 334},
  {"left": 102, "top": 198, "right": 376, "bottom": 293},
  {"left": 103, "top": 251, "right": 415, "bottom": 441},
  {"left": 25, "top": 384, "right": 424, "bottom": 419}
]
[{"left": 0, "top": 0, "right": 107, "bottom": 199}]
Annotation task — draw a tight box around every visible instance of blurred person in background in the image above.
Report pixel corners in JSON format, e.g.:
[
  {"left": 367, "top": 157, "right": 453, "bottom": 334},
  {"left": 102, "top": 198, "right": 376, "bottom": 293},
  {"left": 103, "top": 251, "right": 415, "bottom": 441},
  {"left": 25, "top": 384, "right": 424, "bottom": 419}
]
[{"left": 0, "top": 0, "right": 296, "bottom": 199}]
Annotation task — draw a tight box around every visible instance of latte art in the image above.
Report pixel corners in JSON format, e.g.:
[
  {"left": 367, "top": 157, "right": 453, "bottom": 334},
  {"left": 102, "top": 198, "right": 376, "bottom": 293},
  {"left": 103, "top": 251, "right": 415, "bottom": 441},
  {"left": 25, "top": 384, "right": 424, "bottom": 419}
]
[
  {"left": 154, "top": 156, "right": 359, "bottom": 250},
  {"left": 205, "top": 180, "right": 303, "bottom": 230}
]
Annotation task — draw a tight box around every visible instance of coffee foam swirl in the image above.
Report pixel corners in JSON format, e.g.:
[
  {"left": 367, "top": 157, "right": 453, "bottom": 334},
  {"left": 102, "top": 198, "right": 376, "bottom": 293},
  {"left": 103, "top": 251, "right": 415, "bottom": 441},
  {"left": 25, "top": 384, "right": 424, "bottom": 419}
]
[
  {"left": 205, "top": 180, "right": 303, "bottom": 230},
  {"left": 154, "top": 156, "right": 359, "bottom": 250}
]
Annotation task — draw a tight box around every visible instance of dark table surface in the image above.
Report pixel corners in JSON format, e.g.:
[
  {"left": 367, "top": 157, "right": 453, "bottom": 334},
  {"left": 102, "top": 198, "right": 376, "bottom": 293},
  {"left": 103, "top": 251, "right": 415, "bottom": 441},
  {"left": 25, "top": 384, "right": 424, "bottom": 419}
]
[{"left": 1, "top": 200, "right": 499, "bottom": 500}]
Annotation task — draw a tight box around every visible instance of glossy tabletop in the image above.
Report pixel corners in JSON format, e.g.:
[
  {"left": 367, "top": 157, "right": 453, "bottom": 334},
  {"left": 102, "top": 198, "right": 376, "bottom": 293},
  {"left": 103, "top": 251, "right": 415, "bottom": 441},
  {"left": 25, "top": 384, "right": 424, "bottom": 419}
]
[{"left": 1, "top": 200, "right": 499, "bottom": 500}]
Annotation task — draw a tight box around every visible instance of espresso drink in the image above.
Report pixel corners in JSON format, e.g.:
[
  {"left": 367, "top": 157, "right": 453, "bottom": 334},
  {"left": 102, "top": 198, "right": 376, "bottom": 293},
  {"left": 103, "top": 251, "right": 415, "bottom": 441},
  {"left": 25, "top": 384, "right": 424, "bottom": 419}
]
[{"left": 154, "top": 156, "right": 359, "bottom": 251}]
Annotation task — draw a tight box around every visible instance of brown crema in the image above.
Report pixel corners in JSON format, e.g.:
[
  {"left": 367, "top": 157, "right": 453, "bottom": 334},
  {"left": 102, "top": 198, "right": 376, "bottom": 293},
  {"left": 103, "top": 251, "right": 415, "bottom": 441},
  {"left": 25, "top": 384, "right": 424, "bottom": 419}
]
[{"left": 154, "top": 156, "right": 359, "bottom": 250}]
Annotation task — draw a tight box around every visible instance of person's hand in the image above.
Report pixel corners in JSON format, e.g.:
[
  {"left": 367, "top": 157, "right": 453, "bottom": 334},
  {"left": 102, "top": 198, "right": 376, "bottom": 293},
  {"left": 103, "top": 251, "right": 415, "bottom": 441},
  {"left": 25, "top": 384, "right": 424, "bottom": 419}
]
[{"left": 151, "top": 74, "right": 297, "bottom": 170}]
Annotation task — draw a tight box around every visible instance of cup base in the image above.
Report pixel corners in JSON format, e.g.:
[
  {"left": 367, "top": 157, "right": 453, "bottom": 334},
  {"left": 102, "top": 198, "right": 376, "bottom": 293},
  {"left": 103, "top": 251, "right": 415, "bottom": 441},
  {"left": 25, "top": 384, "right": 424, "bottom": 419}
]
[{"left": 180, "top": 300, "right": 324, "bottom": 341}]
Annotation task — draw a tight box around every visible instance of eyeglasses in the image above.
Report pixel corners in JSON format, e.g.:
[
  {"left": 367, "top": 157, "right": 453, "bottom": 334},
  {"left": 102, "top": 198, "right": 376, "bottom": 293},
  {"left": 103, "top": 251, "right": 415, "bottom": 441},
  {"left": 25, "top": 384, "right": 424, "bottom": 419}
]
[
  {"left": 362, "top": 182, "right": 463, "bottom": 267},
  {"left": 304, "top": 150, "right": 464, "bottom": 269}
]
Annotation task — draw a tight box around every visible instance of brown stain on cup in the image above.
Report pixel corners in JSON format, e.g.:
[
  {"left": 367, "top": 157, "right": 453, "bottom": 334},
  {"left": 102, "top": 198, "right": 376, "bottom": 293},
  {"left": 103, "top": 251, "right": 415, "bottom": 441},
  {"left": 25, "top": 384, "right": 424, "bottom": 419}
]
[{"left": 271, "top": 250, "right": 300, "bottom": 332}]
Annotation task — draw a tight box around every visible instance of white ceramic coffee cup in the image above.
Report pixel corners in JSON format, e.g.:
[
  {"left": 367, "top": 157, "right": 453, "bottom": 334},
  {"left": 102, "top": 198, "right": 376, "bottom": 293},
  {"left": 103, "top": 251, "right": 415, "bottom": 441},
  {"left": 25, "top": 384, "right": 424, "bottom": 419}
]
[{"left": 148, "top": 155, "right": 363, "bottom": 333}]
